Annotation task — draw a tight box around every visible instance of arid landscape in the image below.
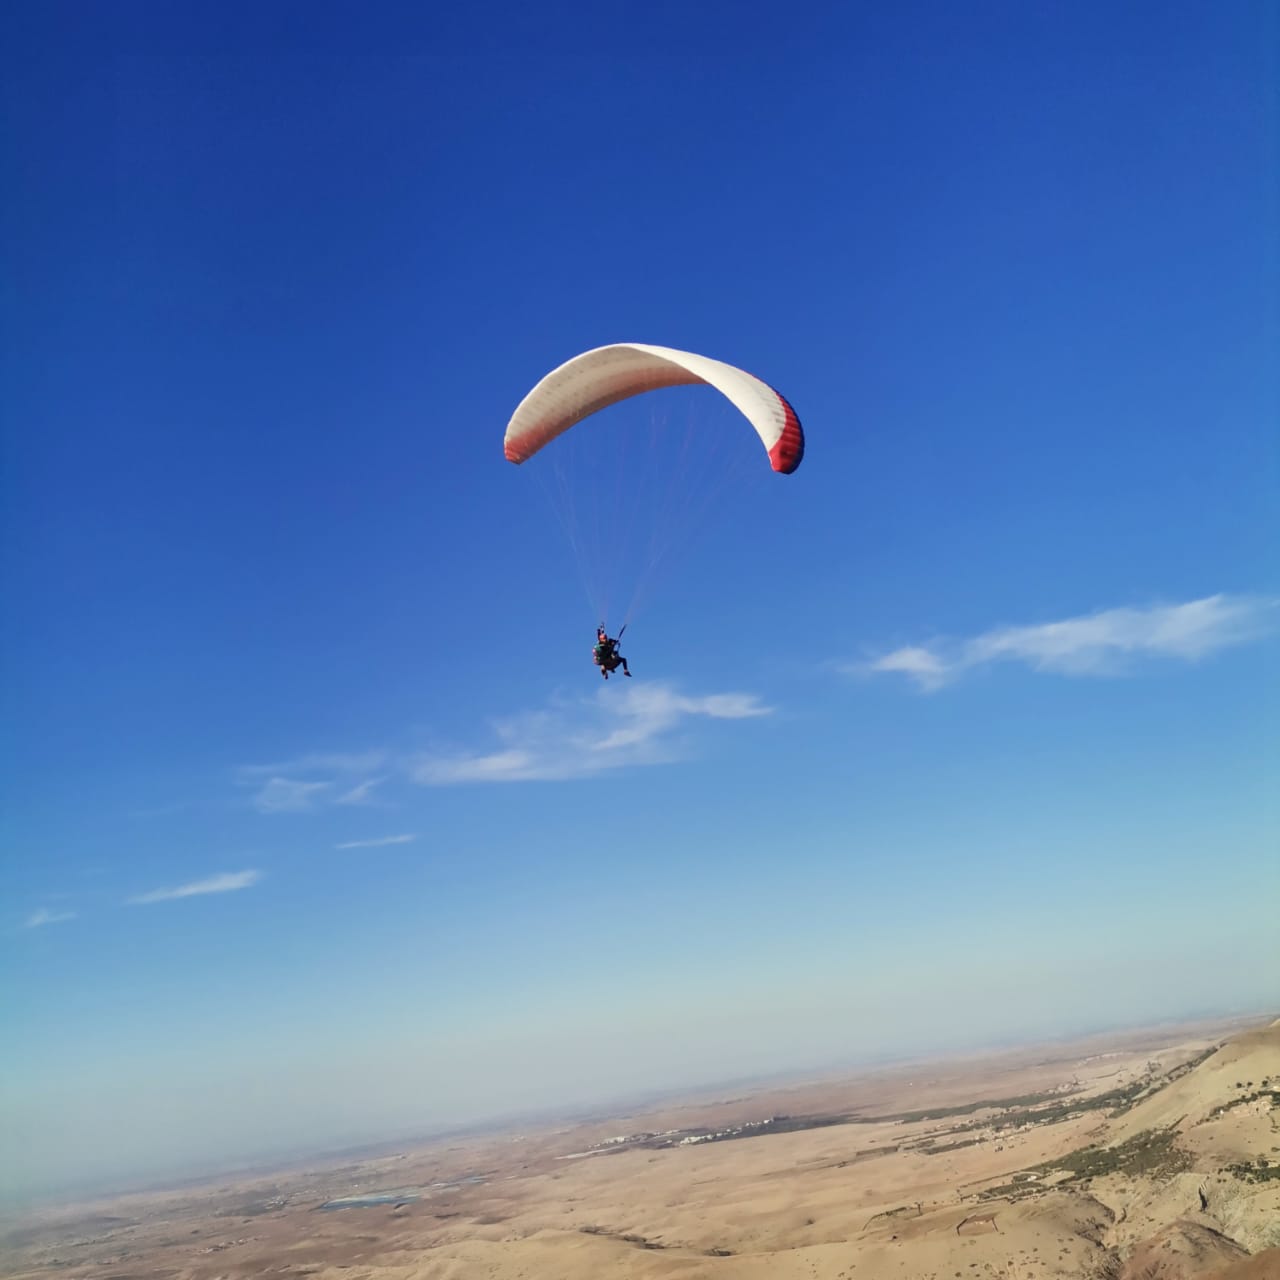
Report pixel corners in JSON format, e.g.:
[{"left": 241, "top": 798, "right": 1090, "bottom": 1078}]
[{"left": 4, "top": 1014, "right": 1278, "bottom": 1280}]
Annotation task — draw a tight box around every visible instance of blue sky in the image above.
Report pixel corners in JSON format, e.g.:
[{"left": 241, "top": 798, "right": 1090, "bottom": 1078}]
[{"left": 2, "top": 1, "right": 1277, "bottom": 1201}]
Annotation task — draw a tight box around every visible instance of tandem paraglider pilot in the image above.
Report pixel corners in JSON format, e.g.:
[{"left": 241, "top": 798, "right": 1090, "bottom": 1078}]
[{"left": 593, "top": 627, "right": 631, "bottom": 680}]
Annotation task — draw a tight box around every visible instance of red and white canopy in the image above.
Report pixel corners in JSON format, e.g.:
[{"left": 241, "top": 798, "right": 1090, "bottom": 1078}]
[{"left": 504, "top": 343, "right": 804, "bottom": 474}]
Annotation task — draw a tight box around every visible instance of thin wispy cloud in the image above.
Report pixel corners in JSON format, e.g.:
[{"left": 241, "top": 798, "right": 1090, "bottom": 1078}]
[
  {"left": 336, "top": 778, "right": 385, "bottom": 806},
  {"left": 860, "top": 594, "right": 1278, "bottom": 692},
  {"left": 236, "top": 752, "right": 386, "bottom": 813},
  {"left": 866, "top": 646, "right": 948, "bottom": 686},
  {"left": 413, "top": 681, "right": 771, "bottom": 784},
  {"left": 237, "top": 687, "right": 769, "bottom": 799},
  {"left": 25, "top": 908, "right": 77, "bottom": 928},
  {"left": 251, "top": 778, "right": 331, "bottom": 813},
  {"left": 129, "top": 870, "right": 262, "bottom": 905},
  {"left": 335, "top": 833, "right": 417, "bottom": 850}
]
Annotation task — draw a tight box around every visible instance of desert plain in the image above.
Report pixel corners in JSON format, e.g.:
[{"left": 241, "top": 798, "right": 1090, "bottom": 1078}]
[{"left": 4, "top": 1014, "right": 1279, "bottom": 1280}]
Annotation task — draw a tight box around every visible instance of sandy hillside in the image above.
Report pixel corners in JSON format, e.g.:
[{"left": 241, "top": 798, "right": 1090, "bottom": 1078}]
[
  {"left": 1111, "top": 1020, "right": 1280, "bottom": 1143},
  {"left": 1205, "top": 1251, "right": 1280, "bottom": 1280},
  {"left": 1118, "top": 1220, "right": 1251, "bottom": 1280},
  {"left": 3, "top": 1015, "right": 1278, "bottom": 1280}
]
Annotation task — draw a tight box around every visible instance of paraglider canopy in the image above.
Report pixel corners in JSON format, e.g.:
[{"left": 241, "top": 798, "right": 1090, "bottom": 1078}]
[{"left": 503, "top": 343, "right": 804, "bottom": 474}]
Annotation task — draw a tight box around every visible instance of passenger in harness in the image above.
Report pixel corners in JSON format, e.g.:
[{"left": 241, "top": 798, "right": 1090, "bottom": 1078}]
[{"left": 592, "top": 627, "right": 631, "bottom": 679}]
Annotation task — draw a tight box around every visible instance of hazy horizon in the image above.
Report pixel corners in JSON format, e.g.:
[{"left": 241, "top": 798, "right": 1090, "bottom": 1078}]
[{"left": 6, "top": 1000, "right": 1277, "bottom": 1207}]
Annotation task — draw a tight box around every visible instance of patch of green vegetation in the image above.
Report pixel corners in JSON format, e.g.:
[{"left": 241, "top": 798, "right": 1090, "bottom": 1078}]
[
  {"left": 978, "top": 1181, "right": 1041, "bottom": 1203},
  {"left": 1039, "top": 1127, "right": 1191, "bottom": 1181},
  {"left": 884, "top": 1064, "right": 1204, "bottom": 1139},
  {"left": 921, "top": 1137, "right": 985, "bottom": 1155},
  {"left": 933, "top": 1081, "right": 1145, "bottom": 1137},
  {"left": 962, "top": 1046, "right": 1227, "bottom": 1136},
  {"left": 979, "top": 1126, "right": 1192, "bottom": 1199},
  {"left": 1227, "top": 1157, "right": 1280, "bottom": 1185},
  {"left": 1208, "top": 1089, "right": 1280, "bottom": 1120},
  {"left": 619, "top": 1233, "right": 664, "bottom": 1249},
  {"left": 762, "top": 1114, "right": 853, "bottom": 1135},
  {"left": 578, "top": 1225, "right": 665, "bottom": 1249},
  {"left": 1112, "top": 1046, "right": 1217, "bottom": 1104},
  {"left": 836, "top": 1144, "right": 900, "bottom": 1166},
  {"left": 868, "top": 1092, "right": 1062, "bottom": 1125},
  {"left": 982, "top": 1096, "right": 1095, "bottom": 1130}
]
